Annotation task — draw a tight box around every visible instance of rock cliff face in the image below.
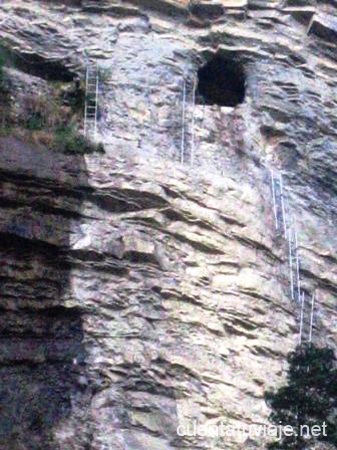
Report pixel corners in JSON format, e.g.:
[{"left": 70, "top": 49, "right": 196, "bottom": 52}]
[{"left": 0, "top": 1, "right": 336, "bottom": 449}]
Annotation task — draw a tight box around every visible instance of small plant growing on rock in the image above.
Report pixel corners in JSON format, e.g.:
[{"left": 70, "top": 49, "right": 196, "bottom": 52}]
[
  {"left": 0, "top": 51, "right": 9, "bottom": 94},
  {"left": 0, "top": 55, "right": 104, "bottom": 155},
  {"left": 53, "top": 126, "right": 104, "bottom": 154},
  {"left": 59, "top": 78, "right": 86, "bottom": 113},
  {"left": 20, "top": 95, "right": 67, "bottom": 131}
]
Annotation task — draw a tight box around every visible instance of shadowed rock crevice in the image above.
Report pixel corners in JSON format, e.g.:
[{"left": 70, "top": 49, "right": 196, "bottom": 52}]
[
  {"left": 0, "top": 45, "right": 76, "bottom": 82},
  {"left": 0, "top": 138, "right": 90, "bottom": 450},
  {"left": 0, "top": 1, "right": 337, "bottom": 449}
]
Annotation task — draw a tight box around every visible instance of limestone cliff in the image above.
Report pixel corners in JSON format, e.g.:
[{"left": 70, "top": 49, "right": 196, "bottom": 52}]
[{"left": 0, "top": 1, "right": 336, "bottom": 449}]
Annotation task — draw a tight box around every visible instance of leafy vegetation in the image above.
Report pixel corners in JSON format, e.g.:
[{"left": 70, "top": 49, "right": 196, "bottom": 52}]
[
  {"left": 0, "top": 62, "right": 104, "bottom": 155},
  {"left": 265, "top": 344, "right": 337, "bottom": 449},
  {"left": 0, "top": 51, "right": 11, "bottom": 98},
  {"left": 60, "top": 78, "right": 86, "bottom": 113},
  {"left": 0, "top": 124, "right": 13, "bottom": 137},
  {"left": 25, "top": 114, "right": 45, "bottom": 131},
  {"left": 20, "top": 95, "right": 65, "bottom": 131},
  {"left": 53, "top": 126, "right": 104, "bottom": 154},
  {"left": 0, "top": 53, "right": 5, "bottom": 91}
]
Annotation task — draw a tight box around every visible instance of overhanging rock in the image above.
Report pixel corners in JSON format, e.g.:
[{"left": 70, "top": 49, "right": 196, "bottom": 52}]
[
  {"left": 283, "top": 0, "right": 316, "bottom": 25},
  {"left": 307, "top": 12, "right": 337, "bottom": 41}
]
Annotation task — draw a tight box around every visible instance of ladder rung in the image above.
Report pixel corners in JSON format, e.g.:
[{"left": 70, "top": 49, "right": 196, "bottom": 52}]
[{"left": 84, "top": 62, "right": 99, "bottom": 138}]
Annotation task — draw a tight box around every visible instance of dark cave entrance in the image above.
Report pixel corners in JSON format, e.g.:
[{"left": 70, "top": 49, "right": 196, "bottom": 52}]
[{"left": 196, "top": 56, "right": 245, "bottom": 107}]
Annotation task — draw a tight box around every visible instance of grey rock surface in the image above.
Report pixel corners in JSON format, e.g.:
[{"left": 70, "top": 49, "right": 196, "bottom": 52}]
[{"left": 0, "top": 0, "right": 336, "bottom": 449}]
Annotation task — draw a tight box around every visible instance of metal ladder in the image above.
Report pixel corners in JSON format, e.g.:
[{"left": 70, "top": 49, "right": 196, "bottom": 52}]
[
  {"left": 180, "top": 76, "right": 197, "bottom": 166},
  {"left": 271, "top": 171, "right": 287, "bottom": 238},
  {"left": 271, "top": 171, "right": 301, "bottom": 303},
  {"left": 299, "top": 291, "right": 316, "bottom": 345},
  {"left": 288, "top": 226, "right": 301, "bottom": 304},
  {"left": 270, "top": 171, "right": 318, "bottom": 345},
  {"left": 84, "top": 62, "right": 99, "bottom": 140}
]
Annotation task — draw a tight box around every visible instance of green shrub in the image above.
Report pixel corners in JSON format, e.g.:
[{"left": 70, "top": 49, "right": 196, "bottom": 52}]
[
  {"left": 0, "top": 52, "right": 9, "bottom": 100},
  {"left": 0, "top": 53, "right": 5, "bottom": 87},
  {"left": 62, "top": 79, "right": 86, "bottom": 113},
  {"left": 98, "top": 67, "right": 112, "bottom": 83},
  {"left": 0, "top": 56, "right": 104, "bottom": 156},
  {"left": 25, "top": 114, "right": 45, "bottom": 131},
  {"left": 0, "top": 124, "right": 13, "bottom": 137},
  {"left": 265, "top": 344, "right": 337, "bottom": 449},
  {"left": 20, "top": 95, "right": 64, "bottom": 131},
  {"left": 53, "top": 126, "right": 104, "bottom": 154}
]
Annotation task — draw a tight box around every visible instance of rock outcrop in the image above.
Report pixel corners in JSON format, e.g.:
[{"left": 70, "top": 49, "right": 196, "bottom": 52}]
[{"left": 0, "top": 1, "right": 336, "bottom": 449}]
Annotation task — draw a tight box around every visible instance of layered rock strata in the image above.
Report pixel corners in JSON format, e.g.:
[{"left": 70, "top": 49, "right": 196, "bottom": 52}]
[{"left": 0, "top": 1, "right": 336, "bottom": 449}]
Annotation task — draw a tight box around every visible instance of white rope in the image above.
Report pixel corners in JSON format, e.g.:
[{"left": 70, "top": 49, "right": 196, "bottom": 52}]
[
  {"left": 270, "top": 172, "right": 320, "bottom": 347},
  {"left": 271, "top": 171, "right": 279, "bottom": 230},
  {"left": 94, "top": 62, "right": 99, "bottom": 140},
  {"left": 299, "top": 291, "right": 305, "bottom": 345},
  {"left": 280, "top": 174, "right": 287, "bottom": 239},
  {"left": 180, "top": 78, "right": 186, "bottom": 164},
  {"left": 190, "top": 77, "right": 197, "bottom": 166},
  {"left": 294, "top": 227, "right": 301, "bottom": 304},
  {"left": 309, "top": 292, "right": 315, "bottom": 344},
  {"left": 288, "top": 228, "right": 295, "bottom": 301}
]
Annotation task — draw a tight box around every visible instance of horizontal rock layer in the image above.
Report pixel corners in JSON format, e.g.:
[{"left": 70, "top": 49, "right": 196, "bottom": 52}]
[{"left": 0, "top": 1, "right": 336, "bottom": 449}]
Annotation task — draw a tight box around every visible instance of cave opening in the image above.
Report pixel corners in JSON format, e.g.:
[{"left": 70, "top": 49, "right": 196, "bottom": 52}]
[
  {"left": 196, "top": 56, "right": 245, "bottom": 107},
  {"left": 0, "top": 45, "right": 76, "bottom": 82}
]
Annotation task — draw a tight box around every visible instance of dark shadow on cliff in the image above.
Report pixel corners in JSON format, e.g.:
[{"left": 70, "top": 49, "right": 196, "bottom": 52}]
[{"left": 0, "top": 137, "right": 92, "bottom": 449}]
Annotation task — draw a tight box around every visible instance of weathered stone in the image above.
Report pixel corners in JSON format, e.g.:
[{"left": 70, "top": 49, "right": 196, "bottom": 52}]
[
  {"left": 0, "top": 0, "right": 336, "bottom": 449},
  {"left": 308, "top": 12, "right": 337, "bottom": 41}
]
